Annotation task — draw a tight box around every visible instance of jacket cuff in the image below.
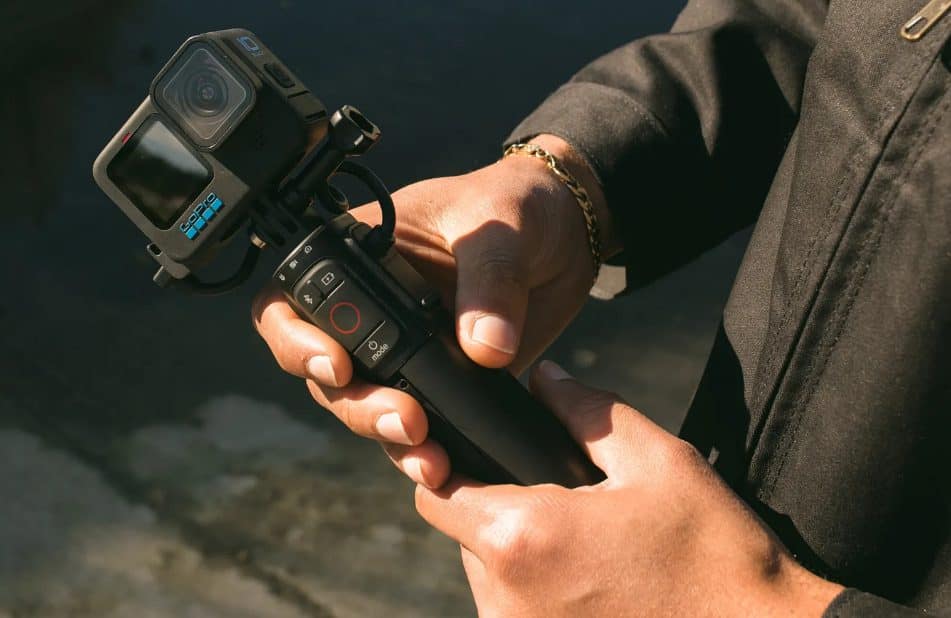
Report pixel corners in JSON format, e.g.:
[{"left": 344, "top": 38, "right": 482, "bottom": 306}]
[
  {"left": 504, "top": 81, "right": 692, "bottom": 292},
  {"left": 822, "top": 589, "right": 928, "bottom": 617}
]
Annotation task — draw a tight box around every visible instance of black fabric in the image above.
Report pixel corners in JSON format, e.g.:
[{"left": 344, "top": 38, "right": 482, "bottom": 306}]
[
  {"left": 825, "top": 589, "right": 929, "bottom": 617},
  {"left": 507, "top": 0, "right": 951, "bottom": 615},
  {"left": 507, "top": 0, "right": 825, "bottom": 287}
]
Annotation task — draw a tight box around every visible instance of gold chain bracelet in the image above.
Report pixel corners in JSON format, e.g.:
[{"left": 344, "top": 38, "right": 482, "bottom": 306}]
[{"left": 502, "top": 143, "right": 602, "bottom": 276}]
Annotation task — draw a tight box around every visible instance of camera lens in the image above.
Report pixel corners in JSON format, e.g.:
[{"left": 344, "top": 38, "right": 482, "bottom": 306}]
[
  {"left": 184, "top": 70, "right": 228, "bottom": 117},
  {"left": 155, "top": 43, "right": 251, "bottom": 146}
]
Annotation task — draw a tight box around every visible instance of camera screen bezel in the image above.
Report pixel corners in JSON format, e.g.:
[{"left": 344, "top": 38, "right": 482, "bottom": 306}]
[
  {"left": 150, "top": 39, "right": 256, "bottom": 150},
  {"left": 105, "top": 114, "right": 214, "bottom": 229}
]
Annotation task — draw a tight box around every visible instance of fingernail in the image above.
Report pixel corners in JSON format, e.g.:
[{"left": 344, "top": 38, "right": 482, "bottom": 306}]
[
  {"left": 539, "top": 360, "right": 573, "bottom": 381},
  {"left": 375, "top": 412, "right": 413, "bottom": 445},
  {"left": 306, "top": 355, "right": 338, "bottom": 386},
  {"left": 470, "top": 314, "right": 517, "bottom": 355},
  {"left": 404, "top": 456, "right": 430, "bottom": 487}
]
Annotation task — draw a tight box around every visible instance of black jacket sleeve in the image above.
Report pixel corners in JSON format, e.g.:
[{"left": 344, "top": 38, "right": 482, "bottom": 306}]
[
  {"left": 506, "top": 2, "right": 941, "bottom": 616},
  {"left": 824, "top": 590, "right": 930, "bottom": 617},
  {"left": 505, "top": 0, "right": 826, "bottom": 287}
]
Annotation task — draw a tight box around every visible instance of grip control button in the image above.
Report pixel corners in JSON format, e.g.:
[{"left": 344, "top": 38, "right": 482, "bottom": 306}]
[
  {"left": 313, "top": 281, "right": 385, "bottom": 350},
  {"left": 275, "top": 241, "right": 320, "bottom": 287},
  {"left": 309, "top": 260, "right": 346, "bottom": 296},
  {"left": 329, "top": 301, "right": 360, "bottom": 334},
  {"left": 293, "top": 279, "right": 323, "bottom": 313},
  {"left": 354, "top": 321, "right": 400, "bottom": 369}
]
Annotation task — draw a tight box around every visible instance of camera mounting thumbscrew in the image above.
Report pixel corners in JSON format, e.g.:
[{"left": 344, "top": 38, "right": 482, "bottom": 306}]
[{"left": 330, "top": 106, "right": 381, "bottom": 155}]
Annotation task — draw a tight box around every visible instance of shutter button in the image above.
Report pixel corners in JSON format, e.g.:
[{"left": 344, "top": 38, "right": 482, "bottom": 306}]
[
  {"left": 313, "top": 279, "right": 385, "bottom": 350},
  {"left": 329, "top": 301, "right": 361, "bottom": 334}
]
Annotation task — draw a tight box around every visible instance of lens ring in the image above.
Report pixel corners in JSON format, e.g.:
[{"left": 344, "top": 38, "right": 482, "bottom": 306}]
[
  {"left": 182, "top": 70, "right": 229, "bottom": 117},
  {"left": 157, "top": 44, "right": 251, "bottom": 143}
]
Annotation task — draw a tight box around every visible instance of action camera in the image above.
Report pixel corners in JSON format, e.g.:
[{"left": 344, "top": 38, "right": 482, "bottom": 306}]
[
  {"left": 93, "top": 29, "right": 327, "bottom": 279},
  {"left": 93, "top": 29, "right": 603, "bottom": 488}
]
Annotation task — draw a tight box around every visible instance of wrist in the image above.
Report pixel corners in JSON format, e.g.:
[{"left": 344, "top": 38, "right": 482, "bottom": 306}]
[{"left": 526, "top": 134, "right": 622, "bottom": 259}]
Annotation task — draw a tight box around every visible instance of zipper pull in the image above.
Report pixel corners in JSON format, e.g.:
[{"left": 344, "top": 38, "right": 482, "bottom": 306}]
[{"left": 901, "top": 0, "right": 951, "bottom": 41}]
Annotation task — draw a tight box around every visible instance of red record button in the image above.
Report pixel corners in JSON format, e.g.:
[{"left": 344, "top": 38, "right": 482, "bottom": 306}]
[
  {"left": 329, "top": 301, "right": 360, "bottom": 334},
  {"left": 313, "top": 280, "right": 385, "bottom": 351}
]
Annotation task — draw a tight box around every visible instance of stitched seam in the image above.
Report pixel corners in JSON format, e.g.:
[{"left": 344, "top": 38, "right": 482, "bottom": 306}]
[
  {"left": 746, "top": 35, "right": 939, "bottom": 473},
  {"left": 747, "top": 79, "right": 910, "bottom": 439},
  {"left": 763, "top": 84, "right": 951, "bottom": 495}
]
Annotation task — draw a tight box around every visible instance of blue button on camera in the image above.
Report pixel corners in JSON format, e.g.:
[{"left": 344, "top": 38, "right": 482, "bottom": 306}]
[
  {"left": 180, "top": 192, "right": 226, "bottom": 241},
  {"left": 237, "top": 36, "right": 263, "bottom": 56}
]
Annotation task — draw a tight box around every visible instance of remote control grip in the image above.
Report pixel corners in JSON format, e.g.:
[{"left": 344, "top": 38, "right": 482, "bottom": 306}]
[{"left": 399, "top": 331, "right": 605, "bottom": 487}]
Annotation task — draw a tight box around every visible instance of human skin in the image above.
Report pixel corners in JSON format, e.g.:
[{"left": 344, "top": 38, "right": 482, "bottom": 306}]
[
  {"left": 251, "top": 135, "right": 842, "bottom": 615},
  {"left": 252, "top": 134, "right": 616, "bottom": 486},
  {"left": 415, "top": 360, "right": 843, "bottom": 616}
]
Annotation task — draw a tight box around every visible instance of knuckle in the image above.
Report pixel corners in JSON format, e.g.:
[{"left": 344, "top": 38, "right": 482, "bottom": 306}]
[
  {"left": 478, "top": 503, "right": 557, "bottom": 580},
  {"left": 575, "top": 390, "right": 623, "bottom": 418},
  {"left": 654, "top": 437, "right": 704, "bottom": 473},
  {"left": 273, "top": 334, "right": 305, "bottom": 375},
  {"left": 337, "top": 396, "right": 359, "bottom": 432},
  {"left": 475, "top": 253, "right": 524, "bottom": 292}
]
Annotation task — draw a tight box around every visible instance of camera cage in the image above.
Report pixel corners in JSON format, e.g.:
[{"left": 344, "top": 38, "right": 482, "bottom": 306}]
[{"left": 93, "top": 29, "right": 394, "bottom": 292}]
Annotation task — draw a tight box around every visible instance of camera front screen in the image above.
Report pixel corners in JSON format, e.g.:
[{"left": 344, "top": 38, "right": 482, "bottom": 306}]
[{"left": 107, "top": 117, "right": 212, "bottom": 228}]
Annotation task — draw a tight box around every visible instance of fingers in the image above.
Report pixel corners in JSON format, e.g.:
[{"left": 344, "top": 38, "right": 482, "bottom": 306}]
[
  {"left": 252, "top": 286, "right": 353, "bottom": 387},
  {"left": 529, "top": 361, "right": 665, "bottom": 480},
  {"left": 453, "top": 241, "right": 529, "bottom": 369},
  {"left": 382, "top": 440, "right": 451, "bottom": 489},
  {"left": 305, "top": 379, "right": 429, "bottom": 446},
  {"left": 414, "top": 477, "right": 497, "bottom": 550},
  {"left": 459, "top": 545, "right": 489, "bottom": 599}
]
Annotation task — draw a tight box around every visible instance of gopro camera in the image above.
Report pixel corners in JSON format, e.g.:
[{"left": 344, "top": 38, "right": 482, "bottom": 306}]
[
  {"left": 93, "top": 29, "right": 603, "bottom": 487},
  {"left": 93, "top": 29, "right": 327, "bottom": 280}
]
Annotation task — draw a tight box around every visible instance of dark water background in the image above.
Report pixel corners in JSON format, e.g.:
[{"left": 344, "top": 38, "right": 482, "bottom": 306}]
[{"left": 0, "top": 1, "right": 747, "bottom": 615}]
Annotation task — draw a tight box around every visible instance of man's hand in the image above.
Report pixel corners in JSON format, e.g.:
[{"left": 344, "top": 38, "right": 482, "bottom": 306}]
[
  {"left": 252, "top": 136, "right": 618, "bottom": 488},
  {"left": 415, "top": 361, "right": 845, "bottom": 617}
]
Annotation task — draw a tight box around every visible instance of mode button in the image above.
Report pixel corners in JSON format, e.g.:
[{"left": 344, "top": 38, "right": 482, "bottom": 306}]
[{"left": 354, "top": 321, "right": 400, "bottom": 369}]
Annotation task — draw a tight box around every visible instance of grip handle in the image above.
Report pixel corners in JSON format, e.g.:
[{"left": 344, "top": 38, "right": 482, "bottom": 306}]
[{"left": 399, "top": 331, "right": 605, "bottom": 487}]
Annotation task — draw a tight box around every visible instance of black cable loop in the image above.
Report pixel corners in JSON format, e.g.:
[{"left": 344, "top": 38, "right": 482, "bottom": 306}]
[
  {"left": 172, "top": 162, "right": 392, "bottom": 295},
  {"left": 335, "top": 160, "right": 396, "bottom": 255},
  {"left": 176, "top": 245, "right": 262, "bottom": 296}
]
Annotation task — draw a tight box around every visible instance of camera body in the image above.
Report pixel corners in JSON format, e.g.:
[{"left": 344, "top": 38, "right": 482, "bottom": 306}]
[{"left": 92, "top": 29, "right": 327, "bottom": 279}]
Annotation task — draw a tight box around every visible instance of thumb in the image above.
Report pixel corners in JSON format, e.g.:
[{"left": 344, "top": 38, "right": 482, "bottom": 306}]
[
  {"left": 453, "top": 239, "right": 528, "bottom": 368},
  {"left": 529, "top": 360, "right": 667, "bottom": 481}
]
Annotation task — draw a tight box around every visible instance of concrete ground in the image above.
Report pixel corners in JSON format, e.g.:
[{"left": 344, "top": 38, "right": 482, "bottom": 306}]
[{"left": 0, "top": 238, "right": 744, "bottom": 617}]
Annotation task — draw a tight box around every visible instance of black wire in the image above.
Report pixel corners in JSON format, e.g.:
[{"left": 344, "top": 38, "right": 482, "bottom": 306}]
[
  {"left": 336, "top": 160, "right": 396, "bottom": 255},
  {"left": 175, "top": 245, "right": 262, "bottom": 296},
  {"left": 173, "top": 162, "right": 392, "bottom": 295}
]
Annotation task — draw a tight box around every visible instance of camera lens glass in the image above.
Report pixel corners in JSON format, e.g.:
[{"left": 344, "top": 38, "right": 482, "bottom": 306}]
[
  {"left": 184, "top": 70, "right": 228, "bottom": 116},
  {"left": 155, "top": 43, "right": 251, "bottom": 146}
]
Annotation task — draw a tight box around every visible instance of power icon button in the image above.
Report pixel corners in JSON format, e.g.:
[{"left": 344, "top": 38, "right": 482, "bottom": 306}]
[{"left": 329, "top": 301, "right": 361, "bottom": 335}]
